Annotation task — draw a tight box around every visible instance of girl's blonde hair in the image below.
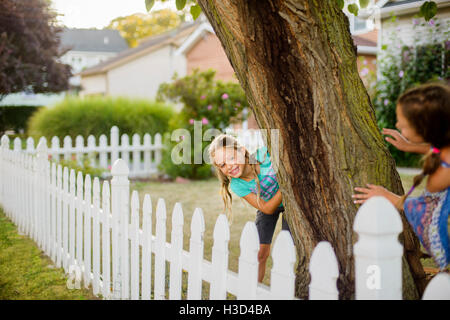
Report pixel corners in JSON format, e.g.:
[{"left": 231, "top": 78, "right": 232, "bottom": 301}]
[
  {"left": 396, "top": 83, "right": 450, "bottom": 207},
  {"left": 208, "top": 134, "right": 262, "bottom": 222}
]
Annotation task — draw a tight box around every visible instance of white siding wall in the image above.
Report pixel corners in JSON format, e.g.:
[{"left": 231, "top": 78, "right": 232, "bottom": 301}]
[
  {"left": 381, "top": 6, "right": 450, "bottom": 47},
  {"left": 107, "top": 45, "right": 187, "bottom": 100},
  {"left": 80, "top": 74, "right": 107, "bottom": 96}
]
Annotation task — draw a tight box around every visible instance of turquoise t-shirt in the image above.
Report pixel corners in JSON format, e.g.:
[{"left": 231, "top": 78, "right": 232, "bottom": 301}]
[{"left": 229, "top": 146, "right": 283, "bottom": 208}]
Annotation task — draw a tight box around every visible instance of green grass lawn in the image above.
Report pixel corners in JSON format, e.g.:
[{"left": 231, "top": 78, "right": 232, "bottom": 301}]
[
  {"left": 0, "top": 172, "right": 444, "bottom": 299},
  {"left": 0, "top": 209, "right": 97, "bottom": 300}
]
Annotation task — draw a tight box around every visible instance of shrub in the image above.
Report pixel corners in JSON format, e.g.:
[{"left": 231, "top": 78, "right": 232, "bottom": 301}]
[
  {"left": 156, "top": 69, "right": 249, "bottom": 180},
  {"left": 27, "top": 96, "right": 175, "bottom": 141},
  {"left": 373, "top": 17, "right": 449, "bottom": 167},
  {"left": 0, "top": 106, "right": 42, "bottom": 136}
]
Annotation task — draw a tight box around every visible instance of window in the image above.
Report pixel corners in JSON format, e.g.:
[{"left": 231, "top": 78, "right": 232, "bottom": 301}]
[{"left": 349, "top": 15, "right": 374, "bottom": 34}]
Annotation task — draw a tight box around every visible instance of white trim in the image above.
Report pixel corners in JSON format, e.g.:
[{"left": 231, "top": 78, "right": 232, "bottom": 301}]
[
  {"left": 357, "top": 45, "right": 378, "bottom": 55},
  {"left": 380, "top": 0, "right": 450, "bottom": 18},
  {"left": 174, "top": 23, "right": 214, "bottom": 56}
]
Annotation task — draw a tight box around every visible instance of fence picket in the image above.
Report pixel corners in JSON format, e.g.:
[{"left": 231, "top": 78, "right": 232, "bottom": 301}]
[
  {"left": 62, "top": 166, "right": 69, "bottom": 272},
  {"left": 210, "top": 214, "right": 230, "bottom": 300},
  {"left": 56, "top": 165, "right": 63, "bottom": 268},
  {"left": 99, "top": 134, "right": 108, "bottom": 169},
  {"left": 101, "top": 181, "right": 111, "bottom": 299},
  {"left": 353, "top": 196, "right": 403, "bottom": 300},
  {"left": 51, "top": 163, "right": 57, "bottom": 262},
  {"left": 26, "top": 136, "right": 34, "bottom": 153},
  {"left": 143, "top": 134, "right": 151, "bottom": 173},
  {"left": 187, "top": 208, "right": 205, "bottom": 300},
  {"left": 63, "top": 136, "right": 71, "bottom": 161},
  {"left": 84, "top": 174, "right": 92, "bottom": 287},
  {"left": 270, "top": 231, "right": 296, "bottom": 300},
  {"left": 76, "top": 171, "right": 84, "bottom": 268},
  {"left": 237, "top": 222, "right": 259, "bottom": 300},
  {"left": 36, "top": 139, "right": 47, "bottom": 250},
  {"left": 308, "top": 241, "right": 339, "bottom": 300},
  {"left": 111, "top": 159, "right": 130, "bottom": 300},
  {"left": 44, "top": 159, "right": 51, "bottom": 255},
  {"left": 75, "top": 135, "right": 84, "bottom": 166},
  {"left": 154, "top": 133, "right": 162, "bottom": 167},
  {"left": 141, "top": 194, "right": 152, "bottom": 300},
  {"left": 422, "top": 273, "right": 450, "bottom": 300},
  {"left": 169, "top": 202, "right": 184, "bottom": 300},
  {"left": 69, "top": 169, "right": 76, "bottom": 268},
  {"left": 132, "top": 134, "right": 140, "bottom": 175},
  {"left": 92, "top": 177, "right": 101, "bottom": 296},
  {"left": 154, "top": 198, "right": 167, "bottom": 300},
  {"left": 111, "top": 126, "right": 119, "bottom": 166},
  {"left": 87, "top": 135, "right": 96, "bottom": 166},
  {"left": 130, "top": 191, "right": 140, "bottom": 300},
  {"left": 121, "top": 134, "right": 130, "bottom": 169},
  {"left": 51, "top": 136, "right": 60, "bottom": 162}
]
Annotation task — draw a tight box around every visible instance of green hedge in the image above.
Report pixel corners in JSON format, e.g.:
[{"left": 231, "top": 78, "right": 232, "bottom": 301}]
[
  {"left": 0, "top": 106, "right": 41, "bottom": 135},
  {"left": 27, "top": 96, "right": 175, "bottom": 141}
]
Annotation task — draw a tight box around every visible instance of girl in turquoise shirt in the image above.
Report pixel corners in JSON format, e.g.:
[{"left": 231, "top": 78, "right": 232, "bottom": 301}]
[{"left": 208, "top": 134, "right": 290, "bottom": 282}]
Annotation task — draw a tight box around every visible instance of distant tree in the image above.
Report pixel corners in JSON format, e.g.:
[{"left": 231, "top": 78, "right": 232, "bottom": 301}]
[
  {"left": 0, "top": 0, "right": 71, "bottom": 101},
  {"left": 106, "top": 9, "right": 184, "bottom": 48}
]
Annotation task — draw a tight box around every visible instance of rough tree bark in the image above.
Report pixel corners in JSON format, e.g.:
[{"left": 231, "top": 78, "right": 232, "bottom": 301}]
[{"left": 197, "top": 0, "right": 428, "bottom": 299}]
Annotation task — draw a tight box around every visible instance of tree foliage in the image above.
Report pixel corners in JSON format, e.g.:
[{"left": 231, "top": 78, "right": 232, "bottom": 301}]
[
  {"left": 106, "top": 9, "right": 184, "bottom": 48},
  {"left": 146, "top": 0, "right": 438, "bottom": 22},
  {"left": 0, "top": 0, "right": 71, "bottom": 100}
]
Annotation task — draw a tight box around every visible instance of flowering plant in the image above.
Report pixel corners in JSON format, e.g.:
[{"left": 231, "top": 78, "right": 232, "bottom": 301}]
[
  {"left": 373, "top": 16, "right": 449, "bottom": 166},
  {"left": 156, "top": 69, "right": 249, "bottom": 179}
]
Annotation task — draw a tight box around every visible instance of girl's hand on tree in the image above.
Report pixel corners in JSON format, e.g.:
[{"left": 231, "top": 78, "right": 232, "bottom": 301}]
[
  {"left": 382, "top": 128, "right": 430, "bottom": 154},
  {"left": 352, "top": 184, "right": 401, "bottom": 209}
]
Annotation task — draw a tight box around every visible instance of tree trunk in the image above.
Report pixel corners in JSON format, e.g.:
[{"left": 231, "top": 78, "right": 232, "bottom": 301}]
[{"left": 197, "top": 0, "right": 428, "bottom": 299}]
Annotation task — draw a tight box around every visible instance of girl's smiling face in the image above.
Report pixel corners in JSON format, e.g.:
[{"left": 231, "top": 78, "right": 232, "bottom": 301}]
[
  {"left": 395, "top": 104, "right": 425, "bottom": 144},
  {"left": 213, "top": 146, "right": 247, "bottom": 178}
]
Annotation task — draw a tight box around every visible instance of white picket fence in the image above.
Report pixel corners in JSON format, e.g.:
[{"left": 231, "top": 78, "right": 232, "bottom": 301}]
[
  {"left": 16, "top": 126, "right": 163, "bottom": 179},
  {"left": 0, "top": 135, "right": 449, "bottom": 300},
  {"left": 16, "top": 127, "right": 267, "bottom": 179}
]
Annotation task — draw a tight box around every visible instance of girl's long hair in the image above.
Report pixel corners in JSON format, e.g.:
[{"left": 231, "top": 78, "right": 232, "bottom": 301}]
[
  {"left": 208, "top": 134, "right": 262, "bottom": 222},
  {"left": 397, "top": 83, "right": 450, "bottom": 207}
]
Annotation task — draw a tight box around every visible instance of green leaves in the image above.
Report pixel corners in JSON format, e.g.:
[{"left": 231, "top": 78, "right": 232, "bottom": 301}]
[
  {"left": 359, "top": 0, "right": 370, "bottom": 9},
  {"left": 145, "top": 0, "right": 155, "bottom": 11},
  {"left": 347, "top": 3, "right": 359, "bottom": 16},
  {"left": 190, "top": 4, "right": 202, "bottom": 20},
  {"left": 176, "top": 0, "right": 187, "bottom": 10},
  {"left": 337, "top": 0, "right": 344, "bottom": 10},
  {"left": 418, "top": 1, "right": 437, "bottom": 21}
]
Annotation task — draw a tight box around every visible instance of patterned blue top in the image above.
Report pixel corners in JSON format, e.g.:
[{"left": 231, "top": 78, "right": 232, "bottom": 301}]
[
  {"left": 404, "top": 161, "right": 450, "bottom": 270},
  {"left": 230, "top": 146, "right": 283, "bottom": 208}
]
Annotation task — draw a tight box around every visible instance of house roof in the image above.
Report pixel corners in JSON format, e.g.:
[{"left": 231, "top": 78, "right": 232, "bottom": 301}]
[
  {"left": 60, "top": 28, "right": 128, "bottom": 53},
  {"left": 382, "top": 0, "right": 422, "bottom": 8},
  {"left": 79, "top": 21, "right": 201, "bottom": 77},
  {"left": 353, "top": 30, "right": 378, "bottom": 47}
]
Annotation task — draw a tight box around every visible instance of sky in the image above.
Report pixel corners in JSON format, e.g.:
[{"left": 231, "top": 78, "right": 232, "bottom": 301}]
[{"left": 50, "top": 0, "right": 176, "bottom": 29}]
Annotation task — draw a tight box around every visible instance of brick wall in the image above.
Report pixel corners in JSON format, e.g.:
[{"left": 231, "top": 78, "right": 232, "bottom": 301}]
[{"left": 186, "top": 33, "right": 237, "bottom": 82}]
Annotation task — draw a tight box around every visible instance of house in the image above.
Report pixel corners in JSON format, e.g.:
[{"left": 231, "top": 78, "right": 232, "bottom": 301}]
[
  {"left": 60, "top": 28, "right": 129, "bottom": 89},
  {"left": 79, "top": 21, "right": 201, "bottom": 100},
  {"left": 378, "top": 0, "right": 450, "bottom": 47},
  {"left": 0, "top": 28, "right": 128, "bottom": 108}
]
